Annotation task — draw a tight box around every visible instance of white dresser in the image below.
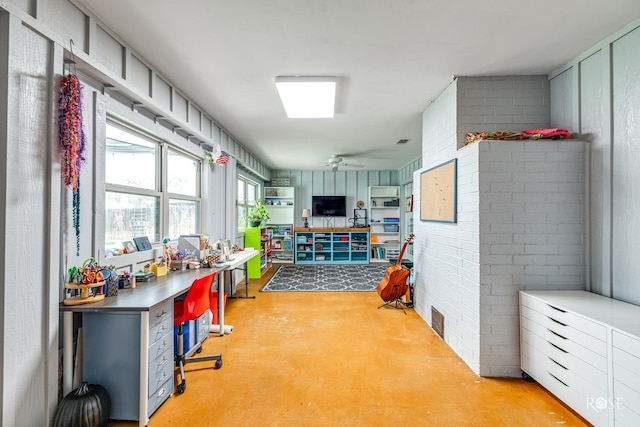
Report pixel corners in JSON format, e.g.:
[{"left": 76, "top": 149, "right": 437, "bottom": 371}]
[{"left": 520, "top": 290, "right": 640, "bottom": 427}]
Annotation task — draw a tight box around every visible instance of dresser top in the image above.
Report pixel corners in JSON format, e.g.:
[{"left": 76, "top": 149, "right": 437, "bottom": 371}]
[{"left": 521, "top": 290, "right": 640, "bottom": 337}]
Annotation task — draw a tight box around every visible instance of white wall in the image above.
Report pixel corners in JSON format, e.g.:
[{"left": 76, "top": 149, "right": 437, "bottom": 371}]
[
  {"left": 550, "top": 20, "right": 640, "bottom": 305},
  {"left": 269, "top": 169, "right": 400, "bottom": 228}
]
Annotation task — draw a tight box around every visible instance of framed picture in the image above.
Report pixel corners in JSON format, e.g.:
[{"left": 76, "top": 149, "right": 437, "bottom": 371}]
[
  {"left": 404, "top": 195, "right": 413, "bottom": 213},
  {"left": 420, "top": 158, "right": 457, "bottom": 223},
  {"left": 123, "top": 241, "right": 137, "bottom": 254},
  {"left": 133, "top": 236, "right": 152, "bottom": 251}
]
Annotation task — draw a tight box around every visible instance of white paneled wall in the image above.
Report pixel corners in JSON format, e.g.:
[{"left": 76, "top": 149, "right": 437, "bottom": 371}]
[
  {"left": 550, "top": 19, "right": 640, "bottom": 304},
  {"left": 269, "top": 170, "right": 400, "bottom": 228}
]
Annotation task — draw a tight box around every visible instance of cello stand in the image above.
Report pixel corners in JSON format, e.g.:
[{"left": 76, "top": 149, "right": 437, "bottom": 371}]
[{"left": 377, "top": 284, "right": 408, "bottom": 314}]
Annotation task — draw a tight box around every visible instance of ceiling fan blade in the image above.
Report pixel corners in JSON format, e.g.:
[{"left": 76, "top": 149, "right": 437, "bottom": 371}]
[{"left": 342, "top": 163, "right": 364, "bottom": 168}]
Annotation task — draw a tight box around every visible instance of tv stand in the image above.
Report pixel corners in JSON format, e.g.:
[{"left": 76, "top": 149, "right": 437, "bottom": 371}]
[{"left": 294, "top": 228, "right": 370, "bottom": 264}]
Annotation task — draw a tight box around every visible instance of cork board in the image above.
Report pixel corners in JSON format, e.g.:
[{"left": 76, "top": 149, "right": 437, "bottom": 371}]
[{"left": 420, "top": 159, "right": 457, "bottom": 223}]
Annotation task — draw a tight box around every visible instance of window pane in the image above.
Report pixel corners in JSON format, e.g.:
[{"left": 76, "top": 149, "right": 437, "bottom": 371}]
[
  {"left": 168, "top": 150, "right": 198, "bottom": 196},
  {"left": 105, "top": 191, "right": 160, "bottom": 247},
  {"left": 106, "top": 124, "right": 157, "bottom": 189},
  {"left": 238, "top": 205, "right": 247, "bottom": 229},
  {"left": 169, "top": 198, "right": 200, "bottom": 239},
  {"left": 248, "top": 183, "right": 256, "bottom": 206},
  {"left": 237, "top": 178, "right": 245, "bottom": 204}
]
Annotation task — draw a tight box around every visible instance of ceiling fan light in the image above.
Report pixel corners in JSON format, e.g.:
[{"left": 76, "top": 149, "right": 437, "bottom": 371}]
[{"left": 275, "top": 76, "right": 336, "bottom": 118}]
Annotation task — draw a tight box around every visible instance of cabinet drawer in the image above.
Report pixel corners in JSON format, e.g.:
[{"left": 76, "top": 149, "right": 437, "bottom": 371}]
[
  {"left": 148, "top": 378, "right": 172, "bottom": 417},
  {"left": 149, "top": 301, "right": 172, "bottom": 331},
  {"left": 149, "top": 345, "right": 174, "bottom": 398},
  {"left": 614, "top": 380, "right": 640, "bottom": 426},
  {"left": 613, "top": 330, "right": 640, "bottom": 356},
  {"left": 521, "top": 298, "right": 607, "bottom": 350},
  {"left": 613, "top": 347, "right": 640, "bottom": 394},
  {"left": 522, "top": 305, "right": 607, "bottom": 357},
  {"left": 149, "top": 312, "right": 173, "bottom": 346},
  {"left": 149, "top": 331, "right": 173, "bottom": 369},
  {"left": 521, "top": 314, "right": 608, "bottom": 372}
]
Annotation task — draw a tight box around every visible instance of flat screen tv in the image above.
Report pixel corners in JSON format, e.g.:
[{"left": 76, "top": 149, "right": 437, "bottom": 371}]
[{"left": 312, "top": 195, "right": 347, "bottom": 217}]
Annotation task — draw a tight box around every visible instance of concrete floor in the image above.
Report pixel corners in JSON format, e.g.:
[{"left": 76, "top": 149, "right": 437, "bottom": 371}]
[{"left": 113, "top": 266, "right": 589, "bottom": 427}]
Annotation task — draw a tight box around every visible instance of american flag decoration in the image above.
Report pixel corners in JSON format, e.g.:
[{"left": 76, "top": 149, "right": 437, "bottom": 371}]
[
  {"left": 215, "top": 150, "right": 230, "bottom": 165},
  {"left": 205, "top": 144, "right": 230, "bottom": 166}
]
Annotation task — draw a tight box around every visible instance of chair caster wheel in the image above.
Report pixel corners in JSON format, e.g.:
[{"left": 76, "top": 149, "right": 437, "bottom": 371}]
[
  {"left": 196, "top": 346, "right": 203, "bottom": 353},
  {"left": 177, "top": 383, "right": 186, "bottom": 394},
  {"left": 215, "top": 359, "right": 222, "bottom": 369}
]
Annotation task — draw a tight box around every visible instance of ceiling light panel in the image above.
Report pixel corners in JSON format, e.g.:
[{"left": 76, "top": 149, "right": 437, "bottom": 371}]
[{"left": 275, "top": 76, "right": 336, "bottom": 118}]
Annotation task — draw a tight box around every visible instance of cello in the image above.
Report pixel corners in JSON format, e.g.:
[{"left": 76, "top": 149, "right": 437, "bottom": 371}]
[{"left": 377, "top": 233, "right": 415, "bottom": 302}]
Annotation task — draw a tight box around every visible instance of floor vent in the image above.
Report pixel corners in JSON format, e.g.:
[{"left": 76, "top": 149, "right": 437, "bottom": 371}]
[{"left": 431, "top": 306, "right": 444, "bottom": 339}]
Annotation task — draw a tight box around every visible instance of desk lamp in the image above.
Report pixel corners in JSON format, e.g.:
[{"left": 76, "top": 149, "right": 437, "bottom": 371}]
[{"left": 302, "top": 209, "right": 311, "bottom": 228}]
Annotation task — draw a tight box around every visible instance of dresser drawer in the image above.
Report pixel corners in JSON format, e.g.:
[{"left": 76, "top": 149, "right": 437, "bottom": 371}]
[
  {"left": 613, "top": 345, "right": 640, "bottom": 385},
  {"left": 148, "top": 378, "right": 172, "bottom": 417},
  {"left": 613, "top": 330, "right": 640, "bottom": 356},
  {"left": 149, "top": 345, "right": 174, "bottom": 398},
  {"left": 521, "top": 300, "right": 607, "bottom": 354},
  {"left": 614, "top": 380, "right": 640, "bottom": 426},
  {"left": 148, "top": 329, "right": 173, "bottom": 363},
  {"left": 534, "top": 308, "right": 607, "bottom": 359},
  {"left": 521, "top": 314, "right": 608, "bottom": 372},
  {"left": 149, "top": 301, "right": 173, "bottom": 332}
]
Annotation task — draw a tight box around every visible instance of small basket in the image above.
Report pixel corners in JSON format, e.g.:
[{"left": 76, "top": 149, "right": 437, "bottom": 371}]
[{"left": 384, "top": 224, "right": 399, "bottom": 232}]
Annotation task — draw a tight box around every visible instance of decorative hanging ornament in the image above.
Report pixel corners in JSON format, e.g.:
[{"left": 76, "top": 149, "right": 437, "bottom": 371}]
[
  {"left": 59, "top": 74, "right": 86, "bottom": 189},
  {"left": 59, "top": 73, "right": 86, "bottom": 255},
  {"left": 205, "top": 144, "right": 230, "bottom": 166}
]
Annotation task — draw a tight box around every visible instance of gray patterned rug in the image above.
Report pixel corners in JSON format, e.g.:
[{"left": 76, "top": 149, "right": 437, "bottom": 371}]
[{"left": 260, "top": 264, "right": 389, "bottom": 292}]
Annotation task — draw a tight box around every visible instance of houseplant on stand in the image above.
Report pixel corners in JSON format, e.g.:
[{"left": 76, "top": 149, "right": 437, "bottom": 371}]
[{"left": 248, "top": 199, "right": 270, "bottom": 227}]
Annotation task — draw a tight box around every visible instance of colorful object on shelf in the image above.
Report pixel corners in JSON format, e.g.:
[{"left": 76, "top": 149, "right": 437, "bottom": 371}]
[
  {"left": 58, "top": 73, "right": 86, "bottom": 255},
  {"left": 521, "top": 128, "right": 570, "bottom": 140},
  {"left": 63, "top": 258, "right": 116, "bottom": 305}
]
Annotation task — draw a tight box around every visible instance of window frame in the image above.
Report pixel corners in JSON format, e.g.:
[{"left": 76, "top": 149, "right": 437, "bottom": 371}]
[
  {"left": 105, "top": 119, "right": 203, "bottom": 250},
  {"left": 237, "top": 174, "right": 260, "bottom": 231}
]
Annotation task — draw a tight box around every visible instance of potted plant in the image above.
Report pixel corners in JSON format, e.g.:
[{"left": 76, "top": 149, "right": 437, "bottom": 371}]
[{"left": 248, "top": 199, "right": 270, "bottom": 227}]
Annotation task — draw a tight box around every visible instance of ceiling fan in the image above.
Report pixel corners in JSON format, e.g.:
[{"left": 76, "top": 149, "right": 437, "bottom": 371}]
[{"left": 323, "top": 155, "right": 365, "bottom": 172}]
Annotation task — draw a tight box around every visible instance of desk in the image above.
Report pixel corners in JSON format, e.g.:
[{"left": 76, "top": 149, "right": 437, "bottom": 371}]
[
  {"left": 60, "top": 266, "right": 226, "bottom": 426},
  {"left": 220, "top": 248, "right": 259, "bottom": 302}
]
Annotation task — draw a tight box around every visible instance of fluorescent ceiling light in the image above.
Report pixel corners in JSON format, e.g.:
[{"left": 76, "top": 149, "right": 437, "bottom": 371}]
[{"left": 275, "top": 76, "right": 336, "bottom": 118}]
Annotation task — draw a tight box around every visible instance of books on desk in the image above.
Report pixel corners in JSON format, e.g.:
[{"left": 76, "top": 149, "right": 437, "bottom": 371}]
[{"left": 134, "top": 272, "right": 155, "bottom": 282}]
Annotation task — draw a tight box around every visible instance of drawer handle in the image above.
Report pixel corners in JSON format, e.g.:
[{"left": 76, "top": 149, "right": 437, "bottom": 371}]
[
  {"left": 548, "top": 342, "right": 568, "bottom": 353},
  {"left": 547, "top": 316, "right": 567, "bottom": 327},
  {"left": 155, "top": 310, "right": 168, "bottom": 318},
  {"left": 548, "top": 372, "right": 569, "bottom": 387},
  {"left": 548, "top": 356, "right": 568, "bottom": 370},
  {"left": 157, "top": 388, "right": 166, "bottom": 397},
  {"left": 547, "top": 328, "right": 567, "bottom": 340},
  {"left": 547, "top": 304, "right": 566, "bottom": 313}
]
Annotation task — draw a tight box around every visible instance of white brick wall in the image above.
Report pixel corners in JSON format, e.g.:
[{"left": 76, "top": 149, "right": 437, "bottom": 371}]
[
  {"left": 456, "top": 76, "right": 550, "bottom": 148},
  {"left": 477, "top": 140, "right": 585, "bottom": 377},
  {"left": 416, "top": 76, "right": 585, "bottom": 377}
]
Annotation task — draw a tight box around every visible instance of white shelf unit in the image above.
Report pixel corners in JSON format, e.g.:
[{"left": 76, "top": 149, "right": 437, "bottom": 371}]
[
  {"left": 264, "top": 186, "right": 294, "bottom": 225},
  {"left": 368, "top": 186, "right": 401, "bottom": 263},
  {"left": 270, "top": 224, "right": 294, "bottom": 264}
]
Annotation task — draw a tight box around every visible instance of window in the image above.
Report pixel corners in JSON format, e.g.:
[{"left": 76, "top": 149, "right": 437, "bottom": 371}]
[
  {"left": 167, "top": 148, "right": 201, "bottom": 239},
  {"left": 105, "top": 122, "right": 202, "bottom": 249},
  {"left": 237, "top": 175, "right": 258, "bottom": 230}
]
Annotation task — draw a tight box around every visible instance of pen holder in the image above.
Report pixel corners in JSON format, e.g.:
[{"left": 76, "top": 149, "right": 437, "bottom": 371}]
[{"left": 151, "top": 262, "right": 167, "bottom": 277}]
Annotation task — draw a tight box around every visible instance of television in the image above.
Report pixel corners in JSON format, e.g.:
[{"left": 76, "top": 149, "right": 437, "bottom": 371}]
[{"left": 312, "top": 195, "right": 347, "bottom": 217}]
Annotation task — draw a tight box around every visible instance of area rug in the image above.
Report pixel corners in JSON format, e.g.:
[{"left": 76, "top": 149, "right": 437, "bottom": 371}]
[{"left": 260, "top": 264, "right": 389, "bottom": 292}]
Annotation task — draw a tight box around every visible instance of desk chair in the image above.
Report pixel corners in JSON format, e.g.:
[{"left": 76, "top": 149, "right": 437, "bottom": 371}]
[{"left": 174, "top": 272, "right": 222, "bottom": 394}]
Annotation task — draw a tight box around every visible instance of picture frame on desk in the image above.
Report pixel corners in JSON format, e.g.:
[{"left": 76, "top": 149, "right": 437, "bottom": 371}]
[
  {"left": 133, "top": 236, "right": 152, "bottom": 251},
  {"left": 123, "top": 240, "right": 137, "bottom": 254}
]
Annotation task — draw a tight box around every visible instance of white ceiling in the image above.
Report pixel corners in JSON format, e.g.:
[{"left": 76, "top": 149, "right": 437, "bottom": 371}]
[{"left": 78, "top": 0, "right": 640, "bottom": 171}]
